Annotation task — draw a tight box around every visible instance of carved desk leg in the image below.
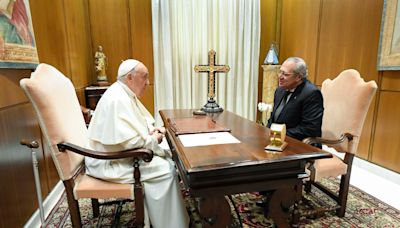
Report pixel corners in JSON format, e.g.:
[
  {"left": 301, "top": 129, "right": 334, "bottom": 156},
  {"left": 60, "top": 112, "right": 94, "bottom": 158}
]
[
  {"left": 291, "top": 181, "right": 303, "bottom": 225},
  {"left": 266, "top": 181, "right": 302, "bottom": 228},
  {"left": 198, "top": 195, "right": 232, "bottom": 227}
]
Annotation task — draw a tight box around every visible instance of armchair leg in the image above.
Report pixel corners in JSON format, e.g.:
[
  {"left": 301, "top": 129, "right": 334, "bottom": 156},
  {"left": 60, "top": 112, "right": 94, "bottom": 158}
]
[
  {"left": 337, "top": 153, "right": 353, "bottom": 217},
  {"left": 336, "top": 173, "right": 351, "bottom": 217},
  {"left": 91, "top": 198, "right": 100, "bottom": 217},
  {"left": 67, "top": 200, "right": 82, "bottom": 227},
  {"left": 133, "top": 159, "right": 145, "bottom": 228},
  {"left": 304, "top": 180, "right": 312, "bottom": 193},
  {"left": 64, "top": 180, "right": 82, "bottom": 227},
  {"left": 134, "top": 185, "right": 144, "bottom": 228},
  {"left": 305, "top": 161, "right": 316, "bottom": 193}
]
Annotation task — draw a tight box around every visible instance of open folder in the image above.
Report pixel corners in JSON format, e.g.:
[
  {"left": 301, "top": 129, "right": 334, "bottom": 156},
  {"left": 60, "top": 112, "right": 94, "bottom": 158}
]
[{"left": 168, "top": 116, "right": 231, "bottom": 135}]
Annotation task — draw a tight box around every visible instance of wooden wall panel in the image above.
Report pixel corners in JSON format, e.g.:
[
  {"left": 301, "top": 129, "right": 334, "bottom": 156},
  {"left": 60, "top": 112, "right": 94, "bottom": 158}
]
[
  {"left": 30, "top": 0, "right": 93, "bottom": 109},
  {"left": 269, "top": 0, "right": 392, "bottom": 168},
  {"left": 0, "top": 103, "right": 46, "bottom": 227},
  {"left": 63, "top": 0, "right": 94, "bottom": 88},
  {"left": 76, "top": 88, "right": 86, "bottom": 107},
  {"left": 129, "top": 0, "right": 155, "bottom": 114},
  {"left": 0, "top": 69, "right": 31, "bottom": 108},
  {"left": 259, "top": 0, "right": 280, "bottom": 66},
  {"left": 371, "top": 91, "right": 400, "bottom": 173},
  {"left": 279, "top": 0, "right": 321, "bottom": 83},
  {"left": 315, "top": 0, "right": 383, "bottom": 86},
  {"left": 381, "top": 71, "right": 400, "bottom": 91},
  {"left": 88, "top": 0, "right": 131, "bottom": 83},
  {"left": 29, "top": 0, "right": 71, "bottom": 76},
  {"left": 129, "top": 0, "right": 154, "bottom": 84},
  {"left": 139, "top": 85, "right": 154, "bottom": 116},
  {"left": 357, "top": 96, "right": 377, "bottom": 159},
  {"left": 31, "top": 0, "right": 93, "bottom": 92},
  {"left": 314, "top": 0, "right": 383, "bottom": 161},
  {"left": 258, "top": 0, "right": 281, "bottom": 120}
]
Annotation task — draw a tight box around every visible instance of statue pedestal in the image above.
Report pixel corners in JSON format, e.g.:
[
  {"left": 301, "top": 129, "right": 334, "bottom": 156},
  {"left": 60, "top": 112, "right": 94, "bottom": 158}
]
[
  {"left": 261, "top": 64, "right": 280, "bottom": 123},
  {"left": 95, "top": 81, "right": 111, "bottom": 86}
]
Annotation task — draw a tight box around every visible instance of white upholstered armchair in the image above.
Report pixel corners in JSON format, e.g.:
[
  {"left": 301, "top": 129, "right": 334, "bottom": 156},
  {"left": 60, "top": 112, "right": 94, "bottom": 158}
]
[
  {"left": 303, "top": 69, "right": 377, "bottom": 217},
  {"left": 20, "top": 63, "right": 153, "bottom": 227}
]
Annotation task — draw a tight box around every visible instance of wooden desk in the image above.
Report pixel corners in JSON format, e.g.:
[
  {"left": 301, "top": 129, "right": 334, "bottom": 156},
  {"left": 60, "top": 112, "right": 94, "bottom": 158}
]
[{"left": 160, "top": 109, "right": 332, "bottom": 228}]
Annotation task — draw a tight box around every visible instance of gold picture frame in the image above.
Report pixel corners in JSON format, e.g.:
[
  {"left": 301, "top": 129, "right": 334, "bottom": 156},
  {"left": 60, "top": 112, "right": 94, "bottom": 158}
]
[
  {"left": 378, "top": 0, "right": 400, "bottom": 70},
  {"left": 0, "top": 0, "right": 39, "bottom": 69}
]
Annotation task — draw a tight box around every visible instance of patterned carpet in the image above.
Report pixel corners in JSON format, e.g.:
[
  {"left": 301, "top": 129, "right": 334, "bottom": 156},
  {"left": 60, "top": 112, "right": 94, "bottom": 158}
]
[{"left": 44, "top": 178, "right": 400, "bottom": 227}]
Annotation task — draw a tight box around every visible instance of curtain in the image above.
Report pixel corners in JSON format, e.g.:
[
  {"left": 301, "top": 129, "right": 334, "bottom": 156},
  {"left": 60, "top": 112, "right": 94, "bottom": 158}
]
[{"left": 151, "top": 0, "right": 260, "bottom": 124}]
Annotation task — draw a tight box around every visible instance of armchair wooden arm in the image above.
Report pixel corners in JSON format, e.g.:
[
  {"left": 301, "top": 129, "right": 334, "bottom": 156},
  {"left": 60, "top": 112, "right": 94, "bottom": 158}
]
[
  {"left": 57, "top": 142, "right": 153, "bottom": 161},
  {"left": 302, "top": 133, "right": 354, "bottom": 151},
  {"left": 57, "top": 141, "right": 153, "bottom": 227}
]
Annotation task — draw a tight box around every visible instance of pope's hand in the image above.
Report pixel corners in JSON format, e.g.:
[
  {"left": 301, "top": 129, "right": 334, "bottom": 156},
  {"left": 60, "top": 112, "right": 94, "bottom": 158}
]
[
  {"left": 155, "top": 127, "right": 166, "bottom": 135},
  {"left": 151, "top": 131, "right": 164, "bottom": 143},
  {"left": 151, "top": 127, "right": 166, "bottom": 135}
]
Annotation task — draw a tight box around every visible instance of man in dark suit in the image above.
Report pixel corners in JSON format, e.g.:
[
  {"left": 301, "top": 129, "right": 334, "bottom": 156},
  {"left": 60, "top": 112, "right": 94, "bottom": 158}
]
[
  {"left": 257, "top": 57, "right": 324, "bottom": 208},
  {"left": 267, "top": 57, "right": 324, "bottom": 141}
]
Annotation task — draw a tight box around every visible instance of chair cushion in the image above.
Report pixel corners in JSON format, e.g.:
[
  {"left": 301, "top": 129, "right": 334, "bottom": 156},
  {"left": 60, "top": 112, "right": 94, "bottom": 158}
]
[
  {"left": 307, "top": 154, "right": 348, "bottom": 182},
  {"left": 74, "top": 173, "right": 134, "bottom": 199}
]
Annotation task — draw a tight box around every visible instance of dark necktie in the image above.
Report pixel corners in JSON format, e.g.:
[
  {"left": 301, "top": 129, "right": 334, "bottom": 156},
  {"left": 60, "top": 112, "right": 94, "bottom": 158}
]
[{"left": 273, "top": 91, "right": 291, "bottom": 121}]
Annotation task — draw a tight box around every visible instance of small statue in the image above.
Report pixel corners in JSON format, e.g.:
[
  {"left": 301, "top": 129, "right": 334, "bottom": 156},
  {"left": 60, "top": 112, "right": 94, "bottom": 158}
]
[
  {"left": 263, "top": 43, "right": 279, "bottom": 65},
  {"left": 94, "top": 46, "right": 108, "bottom": 85}
]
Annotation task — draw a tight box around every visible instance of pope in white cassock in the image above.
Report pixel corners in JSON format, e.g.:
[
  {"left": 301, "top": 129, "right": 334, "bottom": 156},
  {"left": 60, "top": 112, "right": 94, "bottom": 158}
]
[{"left": 85, "top": 59, "right": 189, "bottom": 228}]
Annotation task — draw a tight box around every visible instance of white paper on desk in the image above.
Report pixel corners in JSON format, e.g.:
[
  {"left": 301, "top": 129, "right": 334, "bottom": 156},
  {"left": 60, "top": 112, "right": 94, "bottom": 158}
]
[{"left": 178, "top": 132, "right": 241, "bottom": 147}]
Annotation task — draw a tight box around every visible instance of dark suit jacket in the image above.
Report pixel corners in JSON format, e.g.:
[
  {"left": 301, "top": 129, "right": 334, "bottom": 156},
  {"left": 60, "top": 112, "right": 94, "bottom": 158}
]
[{"left": 267, "top": 80, "right": 324, "bottom": 141}]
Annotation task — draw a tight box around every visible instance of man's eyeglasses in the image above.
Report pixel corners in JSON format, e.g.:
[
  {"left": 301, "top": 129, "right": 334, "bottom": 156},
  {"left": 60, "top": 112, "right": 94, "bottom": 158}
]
[{"left": 278, "top": 70, "right": 294, "bottom": 77}]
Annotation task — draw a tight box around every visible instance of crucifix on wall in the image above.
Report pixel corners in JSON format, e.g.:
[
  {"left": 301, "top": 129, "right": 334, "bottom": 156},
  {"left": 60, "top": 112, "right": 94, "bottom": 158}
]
[{"left": 194, "top": 49, "right": 230, "bottom": 113}]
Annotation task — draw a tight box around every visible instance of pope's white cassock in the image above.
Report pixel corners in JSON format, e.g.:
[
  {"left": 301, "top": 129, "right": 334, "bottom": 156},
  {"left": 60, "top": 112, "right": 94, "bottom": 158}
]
[{"left": 85, "top": 80, "right": 189, "bottom": 228}]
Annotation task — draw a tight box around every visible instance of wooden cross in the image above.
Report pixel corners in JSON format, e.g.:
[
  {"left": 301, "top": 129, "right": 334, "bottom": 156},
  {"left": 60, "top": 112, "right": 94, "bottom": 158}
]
[{"left": 194, "top": 49, "right": 230, "bottom": 99}]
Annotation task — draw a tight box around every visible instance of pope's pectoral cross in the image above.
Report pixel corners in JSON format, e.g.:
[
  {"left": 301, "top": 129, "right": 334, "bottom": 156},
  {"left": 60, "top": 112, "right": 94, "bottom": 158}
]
[{"left": 194, "top": 49, "right": 230, "bottom": 113}]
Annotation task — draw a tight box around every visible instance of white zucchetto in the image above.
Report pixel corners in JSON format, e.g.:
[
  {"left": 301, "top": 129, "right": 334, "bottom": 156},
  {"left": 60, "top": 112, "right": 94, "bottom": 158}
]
[{"left": 117, "top": 59, "right": 139, "bottom": 78}]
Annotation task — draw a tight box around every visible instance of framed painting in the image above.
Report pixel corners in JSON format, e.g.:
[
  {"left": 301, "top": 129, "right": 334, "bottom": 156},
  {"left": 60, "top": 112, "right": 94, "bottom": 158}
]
[{"left": 0, "top": 0, "right": 38, "bottom": 69}]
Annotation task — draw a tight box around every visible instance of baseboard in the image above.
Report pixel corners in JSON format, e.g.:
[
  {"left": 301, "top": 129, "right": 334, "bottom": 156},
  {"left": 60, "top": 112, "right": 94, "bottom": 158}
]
[
  {"left": 24, "top": 181, "right": 64, "bottom": 228},
  {"left": 322, "top": 145, "right": 400, "bottom": 185},
  {"left": 353, "top": 157, "right": 400, "bottom": 185}
]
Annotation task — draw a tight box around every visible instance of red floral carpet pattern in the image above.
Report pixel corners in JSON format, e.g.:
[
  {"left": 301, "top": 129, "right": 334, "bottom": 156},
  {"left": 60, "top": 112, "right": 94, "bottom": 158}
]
[{"left": 44, "top": 178, "right": 400, "bottom": 227}]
